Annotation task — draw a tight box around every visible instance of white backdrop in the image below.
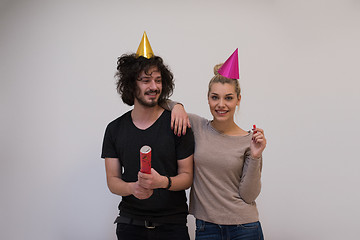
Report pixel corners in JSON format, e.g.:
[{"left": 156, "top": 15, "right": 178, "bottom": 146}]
[{"left": 1, "top": 0, "right": 360, "bottom": 239}]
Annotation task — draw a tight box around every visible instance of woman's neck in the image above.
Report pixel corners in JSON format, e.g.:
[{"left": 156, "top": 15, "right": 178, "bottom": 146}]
[{"left": 211, "top": 119, "right": 247, "bottom": 136}]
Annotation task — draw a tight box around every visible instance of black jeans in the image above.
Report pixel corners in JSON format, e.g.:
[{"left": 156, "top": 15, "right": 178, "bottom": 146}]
[{"left": 116, "top": 223, "right": 190, "bottom": 240}]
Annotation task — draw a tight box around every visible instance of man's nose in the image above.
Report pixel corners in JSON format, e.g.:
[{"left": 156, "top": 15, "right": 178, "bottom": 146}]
[{"left": 149, "top": 80, "right": 157, "bottom": 89}]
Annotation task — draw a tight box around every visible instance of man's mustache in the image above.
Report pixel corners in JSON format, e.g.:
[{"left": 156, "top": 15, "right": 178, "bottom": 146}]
[{"left": 145, "top": 90, "right": 160, "bottom": 95}]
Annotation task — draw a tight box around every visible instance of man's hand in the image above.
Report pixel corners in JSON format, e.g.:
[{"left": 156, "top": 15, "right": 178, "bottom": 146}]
[
  {"left": 130, "top": 182, "right": 153, "bottom": 200},
  {"left": 138, "top": 168, "right": 167, "bottom": 189}
]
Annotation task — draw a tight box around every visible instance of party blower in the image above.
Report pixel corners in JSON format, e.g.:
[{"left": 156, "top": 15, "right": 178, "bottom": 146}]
[{"left": 140, "top": 145, "right": 152, "bottom": 174}]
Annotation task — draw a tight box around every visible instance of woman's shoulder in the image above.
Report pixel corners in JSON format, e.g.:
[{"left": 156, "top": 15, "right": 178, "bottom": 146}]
[
  {"left": 188, "top": 113, "right": 210, "bottom": 132},
  {"left": 235, "top": 127, "right": 251, "bottom": 136},
  {"left": 188, "top": 113, "right": 208, "bottom": 124}
]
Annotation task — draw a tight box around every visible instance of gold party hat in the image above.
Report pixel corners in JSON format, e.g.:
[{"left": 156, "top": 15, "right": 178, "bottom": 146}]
[{"left": 136, "top": 31, "right": 154, "bottom": 59}]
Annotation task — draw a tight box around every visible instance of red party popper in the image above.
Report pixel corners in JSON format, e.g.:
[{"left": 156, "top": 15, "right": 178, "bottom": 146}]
[
  {"left": 252, "top": 125, "right": 257, "bottom": 141},
  {"left": 140, "top": 145, "right": 151, "bottom": 174}
]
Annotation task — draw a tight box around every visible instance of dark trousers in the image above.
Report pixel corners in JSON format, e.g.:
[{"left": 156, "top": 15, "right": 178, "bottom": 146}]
[{"left": 116, "top": 223, "right": 190, "bottom": 240}]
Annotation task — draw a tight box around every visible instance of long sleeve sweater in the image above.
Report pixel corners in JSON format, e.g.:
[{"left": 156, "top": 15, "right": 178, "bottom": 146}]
[{"left": 188, "top": 113, "right": 262, "bottom": 225}]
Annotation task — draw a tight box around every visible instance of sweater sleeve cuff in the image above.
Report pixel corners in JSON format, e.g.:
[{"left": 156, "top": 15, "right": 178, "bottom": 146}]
[
  {"left": 248, "top": 156, "right": 263, "bottom": 172},
  {"left": 250, "top": 156, "right": 262, "bottom": 161}
]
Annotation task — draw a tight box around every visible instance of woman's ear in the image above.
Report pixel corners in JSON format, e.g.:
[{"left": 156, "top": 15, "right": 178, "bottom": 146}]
[{"left": 237, "top": 94, "right": 241, "bottom": 106}]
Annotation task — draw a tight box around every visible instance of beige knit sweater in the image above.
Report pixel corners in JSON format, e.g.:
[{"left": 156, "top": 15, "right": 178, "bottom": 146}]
[{"left": 188, "top": 113, "right": 262, "bottom": 225}]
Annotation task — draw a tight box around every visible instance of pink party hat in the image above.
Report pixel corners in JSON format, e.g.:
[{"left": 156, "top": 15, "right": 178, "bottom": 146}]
[{"left": 218, "top": 48, "right": 239, "bottom": 79}]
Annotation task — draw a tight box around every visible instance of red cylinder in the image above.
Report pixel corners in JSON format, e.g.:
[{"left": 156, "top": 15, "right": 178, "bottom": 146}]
[{"left": 140, "top": 145, "right": 151, "bottom": 174}]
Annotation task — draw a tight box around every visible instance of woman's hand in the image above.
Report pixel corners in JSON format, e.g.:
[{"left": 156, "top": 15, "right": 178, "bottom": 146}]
[
  {"left": 171, "top": 104, "right": 191, "bottom": 136},
  {"left": 250, "top": 127, "right": 266, "bottom": 159}
]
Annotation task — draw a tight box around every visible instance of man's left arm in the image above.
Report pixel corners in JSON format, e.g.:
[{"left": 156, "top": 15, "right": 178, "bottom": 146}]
[{"left": 168, "top": 155, "right": 194, "bottom": 190}]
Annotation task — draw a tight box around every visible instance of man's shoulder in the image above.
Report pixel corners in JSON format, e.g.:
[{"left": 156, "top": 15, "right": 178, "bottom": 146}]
[
  {"left": 106, "top": 110, "right": 132, "bottom": 129},
  {"left": 157, "top": 109, "right": 173, "bottom": 129},
  {"left": 161, "top": 109, "right": 171, "bottom": 119}
]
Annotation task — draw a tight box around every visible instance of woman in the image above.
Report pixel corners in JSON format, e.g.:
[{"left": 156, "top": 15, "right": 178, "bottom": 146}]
[{"left": 167, "top": 62, "right": 266, "bottom": 240}]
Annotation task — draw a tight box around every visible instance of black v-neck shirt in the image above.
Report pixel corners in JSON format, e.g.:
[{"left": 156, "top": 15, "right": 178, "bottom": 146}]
[{"left": 102, "top": 110, "right": 194, "bottom": 223}]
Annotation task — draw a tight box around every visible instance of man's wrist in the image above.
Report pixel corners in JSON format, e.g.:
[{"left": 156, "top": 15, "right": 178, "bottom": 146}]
[
  {"left": 164, "top": 176, "right": 172, "bottom": 190},
  {"left": 127, "top": 182, "right": 136, "bottom": 196}
]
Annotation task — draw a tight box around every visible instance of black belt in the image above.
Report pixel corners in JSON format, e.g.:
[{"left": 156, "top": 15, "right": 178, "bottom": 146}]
[{"left": 115, "top": 216, "right": 163, "bottom": 229}]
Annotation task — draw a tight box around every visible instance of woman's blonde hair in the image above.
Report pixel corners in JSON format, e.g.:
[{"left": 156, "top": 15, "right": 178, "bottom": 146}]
[{"left": 208, "top": 63, "right": 241, "bottom": 98}]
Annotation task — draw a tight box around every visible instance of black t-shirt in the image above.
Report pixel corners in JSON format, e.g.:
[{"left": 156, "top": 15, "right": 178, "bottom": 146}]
[{"left": 101, "top": 110, "right": 195, "bottom": 224}]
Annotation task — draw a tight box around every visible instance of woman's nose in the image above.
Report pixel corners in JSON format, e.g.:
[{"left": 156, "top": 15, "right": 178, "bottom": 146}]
[{"left": 218, "top": 98, "right": 225, "bottom": 107}]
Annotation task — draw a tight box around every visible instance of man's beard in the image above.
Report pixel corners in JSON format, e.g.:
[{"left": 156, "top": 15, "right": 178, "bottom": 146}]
[{"left": 135, "top": 90, "right": 161, "bottom": 108}]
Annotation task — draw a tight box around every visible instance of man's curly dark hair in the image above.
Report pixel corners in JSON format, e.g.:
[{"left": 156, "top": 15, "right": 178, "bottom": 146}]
[{"left": 115, "top": 53, "right": 174, "bottom": 106}]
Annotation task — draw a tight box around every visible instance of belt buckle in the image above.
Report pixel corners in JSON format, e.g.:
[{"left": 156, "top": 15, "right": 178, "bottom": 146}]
[{"left": 145, "top": 220, "right": 156, "bottom": 229}]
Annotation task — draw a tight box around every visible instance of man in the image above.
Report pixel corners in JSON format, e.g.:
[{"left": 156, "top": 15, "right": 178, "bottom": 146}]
[{"left": 101, "top": 32, "right": 194, "bottom": 240}]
